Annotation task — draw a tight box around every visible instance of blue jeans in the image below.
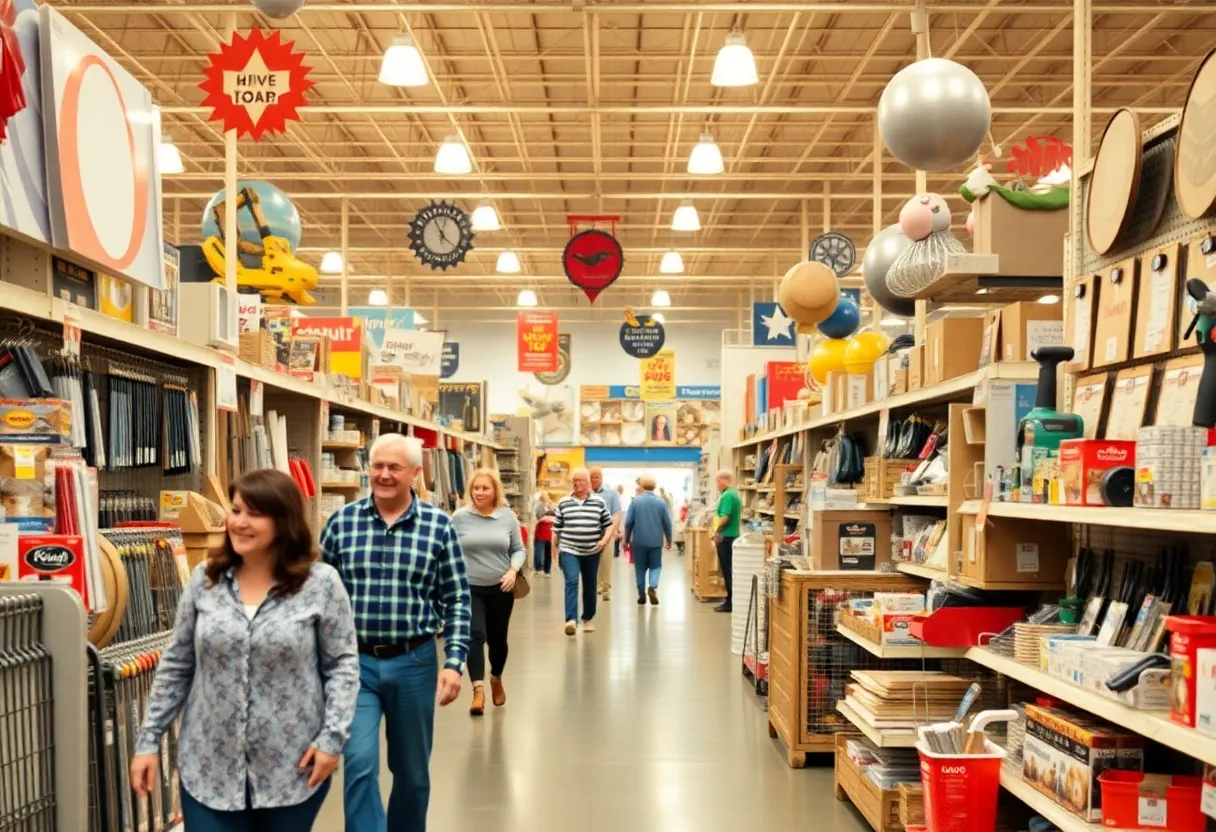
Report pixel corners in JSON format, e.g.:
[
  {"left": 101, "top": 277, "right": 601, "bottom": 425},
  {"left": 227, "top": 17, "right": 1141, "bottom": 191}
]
[
  {"left": 559, "top": 551, "right": 601, "bottom": 622},
  {"left": 532, "top": 538, "right": 552, "bottom": 573},
  {"left": 181, "top": 780, "right": 329, "bottom": 831},
  {"left": 633, "top": 546, "right": 663, "bottom": 593},
  {"left": 343, "top": 641, "right": 439, "bottom": 832}
]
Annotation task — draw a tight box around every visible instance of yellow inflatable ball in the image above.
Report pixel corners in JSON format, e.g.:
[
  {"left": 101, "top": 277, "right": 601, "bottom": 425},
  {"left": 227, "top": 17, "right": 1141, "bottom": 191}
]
[
  {"left": 844, "top": 331, "right": 890, "bottom": 375},
  {"left": 778, "top": 260, "right": 839, "bottom": 325},
  {"left": 808, "top": 338, "right": 848, "bottom": 384}
]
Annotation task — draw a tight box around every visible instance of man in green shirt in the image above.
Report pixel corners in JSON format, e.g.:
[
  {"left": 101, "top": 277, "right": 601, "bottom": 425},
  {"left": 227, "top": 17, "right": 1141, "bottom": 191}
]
[{"left": 713, "top": 470, "right": 742, "bottom": 613}]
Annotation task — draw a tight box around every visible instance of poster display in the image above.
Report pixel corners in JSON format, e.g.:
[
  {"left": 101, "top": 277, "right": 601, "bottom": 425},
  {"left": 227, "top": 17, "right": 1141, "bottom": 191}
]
[
  {"left": 348, "top": 307, "right": 414, "bottom": 362},
  {"left": 380, "top": 327, "right": 443, "bottom": 376},
  {"left": 645, "top": 402, "right": 678, "bottom": 445},
  {"left": 441, "top": 342, "right": 460, "bottom": 379},
  {"left": 516, "top": 310, "right": 559, "bottom": 373},
  {"left": 579, "top": 386, "right": 719, "bottom": 447},
  {"left": 438, "top": 382, "right": 485, "bottom": 433},
  {"left": 640, "top": 349, "right": 675, "bottom": 401},
  {"left": 290, "top": 316, "right": 362, "bottom": 379}
]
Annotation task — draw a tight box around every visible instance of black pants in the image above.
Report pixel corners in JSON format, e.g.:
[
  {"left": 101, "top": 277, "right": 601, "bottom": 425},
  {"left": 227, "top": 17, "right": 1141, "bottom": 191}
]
[
  {"left": 468, "top": 583, "right": 515, "bottom": 682},
  {"left": 716, "top": 536, "right": 737, "bottom": 605}
]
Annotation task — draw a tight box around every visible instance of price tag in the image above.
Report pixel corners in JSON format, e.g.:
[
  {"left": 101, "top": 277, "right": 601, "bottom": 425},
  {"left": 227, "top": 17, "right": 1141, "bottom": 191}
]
[
  {"left": 62, "top": 314, "right": 81, "bottom": 360},
  {"left": 1201, "top": 779, "right": 1216, "bottom": 819},
  {"left": 249, "top": 380, "right": 264, "bottom": 417},
  {"left": 1138, "top": 796, "right": 1167, "bottom": 827},
  {"left": 216, "top": 354, "right": 238, "bottom": 413},
  {"left": 1016, "top": 542, "right": 1041, "bottom": 573},
  {"left": 877, "top": 408, "right": 890, "bottom": 451}
]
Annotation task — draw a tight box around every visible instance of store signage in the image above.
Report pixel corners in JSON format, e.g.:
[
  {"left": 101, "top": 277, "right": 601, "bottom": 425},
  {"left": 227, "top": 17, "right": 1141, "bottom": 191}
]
[
  {"left": 441, "top": 342, "right": 460, "bottom": 379},
  {"left": 517, "top": 311, "right": 559, "bottom": 373},
  {"left": 347, "top": 307, "right": 413, "bottom": 361},
  {"left": 639, "top": 350, "right": 676, "bottom": 401},
  {"left": 619, "top": 310, "right": 666, "bottom": 359},
  {"left": 582, "top": 385, "right": 718, "bottom": 401},
  {"left": 752, "top": 302, "right": 795, "bottom": 346},
  {"left": 0, "top": 0, "right": 29, "bottom": 143},
  {"left": 200, "top": 29, "right": 314, "bottom": 140},
  {"left": 380, "top": 327, "right": 444, "bottom": 376},
  {"left": 563, "top": 229, "right": 623, "bottom": 302},
  {"left": 291, "top": 315, "right": 363, "bottom": 379},
  {"left": 534, "top": 333, "right": 571, "bottom": 385},
  {"left": 1006, "top": 135, "right": 1072, "bottom": 179}
]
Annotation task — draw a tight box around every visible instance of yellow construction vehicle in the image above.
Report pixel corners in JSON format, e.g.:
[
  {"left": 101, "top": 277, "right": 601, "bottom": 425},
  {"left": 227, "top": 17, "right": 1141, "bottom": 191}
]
[{"left": 201, "top": 187, "right": 318, "bottom": 305}]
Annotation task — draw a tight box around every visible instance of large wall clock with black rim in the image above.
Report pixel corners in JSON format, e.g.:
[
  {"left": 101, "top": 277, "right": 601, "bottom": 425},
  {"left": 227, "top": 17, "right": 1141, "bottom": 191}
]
[{"left": 408, "top": 201, "right": 475, "bottom": 271}]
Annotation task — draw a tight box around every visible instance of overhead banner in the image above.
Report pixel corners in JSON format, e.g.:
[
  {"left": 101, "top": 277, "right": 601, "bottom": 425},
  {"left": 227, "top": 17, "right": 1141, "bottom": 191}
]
[
  {"left": 290, "top": 316, "right": 362, "bottom": 379},
  {"left": 619, "top": 310, "right": 666, "bottom": 358},
  {"left": 441, "top": 342, "right": 460, "bottom": 379},
  {"left": 516, "top": 310, "right": 559, "bottom": 373},
  {"left": 534, "top": 333, "right": 571, "bottom": 385},
  {"left": 199, "top": 29, "right": 315, "bottom": 140},
  {"left": 349, "top": 307, "right": 414, "bottom": 358},
  {"left": 380, "top": 327, "right": 444, "bottom": 376},
  {"left": 639, "top": 350, "right": 676, "bottom": 401}
]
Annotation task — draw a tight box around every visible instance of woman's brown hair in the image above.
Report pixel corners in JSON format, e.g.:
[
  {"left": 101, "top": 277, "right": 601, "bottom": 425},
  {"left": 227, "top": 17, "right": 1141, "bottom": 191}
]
[{"left": 205, "top": 469, "right": 317, "bottom": 595}]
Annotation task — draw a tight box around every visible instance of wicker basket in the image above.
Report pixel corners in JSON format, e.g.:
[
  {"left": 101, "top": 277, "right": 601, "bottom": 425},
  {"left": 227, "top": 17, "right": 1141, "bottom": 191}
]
[
  {"left": 239, "top": 330, "right": 276, "bottom": 368},
  {"left": 861, "top": 457, "right": 916, "bottom": 501}
]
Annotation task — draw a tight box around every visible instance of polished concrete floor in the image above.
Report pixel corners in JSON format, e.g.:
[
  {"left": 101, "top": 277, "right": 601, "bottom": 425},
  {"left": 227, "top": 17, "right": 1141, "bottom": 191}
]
[{"left": 315, "top": 556, "right": 870, "bottom": 831}]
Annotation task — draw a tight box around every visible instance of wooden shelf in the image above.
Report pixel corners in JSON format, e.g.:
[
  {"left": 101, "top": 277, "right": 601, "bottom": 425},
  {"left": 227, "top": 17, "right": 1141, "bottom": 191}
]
[
  {"left": 836, "top": 700, "right": 918, "bottom": 748},
  {"left": 894, "top": 561, "right": 950, "bottom": 582},
  {"left": 885, "top": 494, "right": 948, "bottom": 508},
  {"left": 967, "top": 648, "right": 1216, "bottom": 767},
  {"left": 956, "top": 500, "right": 1216, "bottom": 535},
  {"left": 836, "top": 624, "right": 966, "bottom": 660},
  {"left": 322, "top": 441, "right": 363, "bottom": 451},
  {"left": 321, "top": 481, "right": 363, "bottom": 489},
  {"left": 903, "top": 253, "right": 1062, "bottom": 305},
  {"left": 999, "top": 770, "right": 1131, "bottom": 832}
]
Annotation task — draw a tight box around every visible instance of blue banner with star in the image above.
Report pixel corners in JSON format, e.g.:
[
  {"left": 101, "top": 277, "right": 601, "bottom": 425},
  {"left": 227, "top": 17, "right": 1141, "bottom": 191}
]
[{"left": 752, "top": 302, "right": 795, "bottom": 347}]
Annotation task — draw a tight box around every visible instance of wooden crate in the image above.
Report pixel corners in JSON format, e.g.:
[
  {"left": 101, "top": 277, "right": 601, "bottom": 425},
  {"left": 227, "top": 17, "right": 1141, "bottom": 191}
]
[
  {"left": 861, "top": 457, "right": 917, "bottom": 502},
  {"left": 239, "top": 330, "right": 276, "bottom": 368},
  {"left": 688, "top": 528, "right": 726, "bottom": 601},
  {"left": 835, "top": 734, "right": 904, "bottom": 832},
  {"left": 898, "top": 783, "right": 924, "bottom": 828},
  {"left": 838, "top": 609, "right": 884, "bottom": 645}
]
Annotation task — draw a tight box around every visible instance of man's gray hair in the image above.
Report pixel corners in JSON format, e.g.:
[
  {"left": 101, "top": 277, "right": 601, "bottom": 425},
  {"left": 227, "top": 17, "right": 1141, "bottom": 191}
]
[
  {"left": 370, "top": 432, "right": 424, "bottom": 466},
  {"left": 716, "top": 469, "right": 734, "bottom": 483},
  {"left": 570, "top": 467, "right": 590, "bottom": 480}
]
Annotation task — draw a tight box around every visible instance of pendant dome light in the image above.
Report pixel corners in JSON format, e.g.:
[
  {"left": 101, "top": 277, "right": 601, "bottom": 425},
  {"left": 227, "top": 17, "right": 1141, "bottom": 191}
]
[
  {"left": 434, "top": 133, "right": 472, "bottom": 175},
  {"left": 158, "top": 134, "right": 184, "bottom": 174},
  {"left": 470, "top": 201, "right": 501, "bottom": 231},
  {"left": 367, "top": 289, "right": 389, "bottom": 306},
  {"left": 671, "top": 201, "right": 701, "bottom": 231},
  {"left": 711, "top": 31, "right": 759, "bottom": 87},
  {"left": 516, "top": 289, "right": 538, "bottom": 307},
  {"left": 651, "top": 289, "right": 672, "bottom": 307},
  {"left": 687, "top": 132, "right": 724, "bottom": 175},
  {"left": 659, "top": 251, "right": 685, "bottom": 274},
  {"left": 319, "top": 251, "right": 343, "bottom": 274},
  {"left": 497, "top": 251, "right": 522, "bottom": 273},
  {"left": 379, "top": 34, "right": 429, "bottom": 87}
]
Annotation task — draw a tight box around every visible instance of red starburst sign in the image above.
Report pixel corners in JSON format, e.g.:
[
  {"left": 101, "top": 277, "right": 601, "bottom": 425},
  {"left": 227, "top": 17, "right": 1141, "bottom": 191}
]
[{"left": 199, "top": 29, "right": 314, "bottom": 140}]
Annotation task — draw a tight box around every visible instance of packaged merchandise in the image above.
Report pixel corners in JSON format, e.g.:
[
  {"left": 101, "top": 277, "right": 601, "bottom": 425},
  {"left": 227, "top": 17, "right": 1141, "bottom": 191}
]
[
  {"left": 0, "top": 445, "right": 55, "bottom": 531},
  {"left": 1058, "top": 439, "right": 1136, "bottom": 506},
  {"left": 0, "top": 533, "right": 89, "bottom": 607},
  {"left": 1166, "top": 616, "right": 1216, "bottom": 727}
]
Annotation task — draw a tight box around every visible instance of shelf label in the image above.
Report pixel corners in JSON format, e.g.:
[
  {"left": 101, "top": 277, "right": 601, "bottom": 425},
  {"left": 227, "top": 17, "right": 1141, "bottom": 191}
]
[
  {"left": 62, "top": 314, "right": 81, "bottom": 360},
  {"left": 1201, "top": 779, "right": 1216, "bottom": 820},
  {"left": 1016, "top": 542, "right": 1040, "bottom": 573},
  {"left": 1138, "top": 796, "right": 1167, "bottom": 827},
  {"left": 249, "top": 380, "right": 264, "bottom": 417},
  {"left": 216, "top": 354, "right": 238, "bottom": 413}
]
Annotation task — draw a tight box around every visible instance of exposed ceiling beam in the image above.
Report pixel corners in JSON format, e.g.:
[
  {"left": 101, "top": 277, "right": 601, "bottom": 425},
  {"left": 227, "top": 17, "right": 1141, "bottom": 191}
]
[{"left": 59, "top": 3, "right": 1182, "bottom": 14}]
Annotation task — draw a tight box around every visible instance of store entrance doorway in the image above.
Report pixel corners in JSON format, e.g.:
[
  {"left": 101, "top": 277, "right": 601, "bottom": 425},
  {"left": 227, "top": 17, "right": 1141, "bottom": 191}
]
[{"left": 596, "top": 464, "right": 694, "bottom": 550}]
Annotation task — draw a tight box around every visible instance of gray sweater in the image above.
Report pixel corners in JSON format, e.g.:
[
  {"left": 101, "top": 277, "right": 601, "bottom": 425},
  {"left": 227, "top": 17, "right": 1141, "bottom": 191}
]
[{"left": 450, "top": 506, "right": 526, "bottom": 587}]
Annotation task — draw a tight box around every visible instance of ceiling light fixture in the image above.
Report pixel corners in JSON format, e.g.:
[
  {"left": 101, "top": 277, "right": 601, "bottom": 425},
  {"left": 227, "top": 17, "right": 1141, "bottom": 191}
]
[
  {"left": 671, "top": 201, "right": 701, "bottom": 231},
  {"left": 367, "top": 289, "right": 389, "bottom": 306},
  {"left": 414, "top": 312, "right": 429, "bottom": 325},
  {"left": 319, "top": 251, "right": 344, "bottom": 274},
  {"left": 158, "top": 134, "right": 184, "bottom": 174},
  {"left": 516, "top": 289, "right": 538, "bottom": 307},
  {"left": 497, "top": 250, "right": 522, "bottom": 273},
  {"left": 659, "top": 251, "right": 685, "bottom": 274},
  {"left": 433, "top": 132, "right": 472, "bottom": 175},
  {"left": 651, "top": 289, "right": 672, "bottom": 307},
  {"left": 470, "top": 201, "right": 500, "bottom": 231},
  {"left": 687, "top": 131, "right": 724, "bottom": 175},
  {"left": 379, "top": 34, "right": 429, "bottom": 87},
  {"left": 652, "top": 312, "right": 665, "bottom": 323},
  {"left": 1037, "top": 294, "right": 1061, "bottom": 305},
  {"left": 711, "top": 31, "right": 759, "bottom": 87}
]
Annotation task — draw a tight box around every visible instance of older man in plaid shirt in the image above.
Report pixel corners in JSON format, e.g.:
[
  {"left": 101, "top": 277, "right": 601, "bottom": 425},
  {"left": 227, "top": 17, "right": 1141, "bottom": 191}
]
[{"left": 322, "top": 433, "right": 471, "bottom": 832}]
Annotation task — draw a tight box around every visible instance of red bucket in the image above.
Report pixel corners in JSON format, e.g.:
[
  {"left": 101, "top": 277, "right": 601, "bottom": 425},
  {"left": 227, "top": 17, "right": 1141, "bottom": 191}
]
[{"left": 918, "top": 741, "right": 1005, "bottom": 832}]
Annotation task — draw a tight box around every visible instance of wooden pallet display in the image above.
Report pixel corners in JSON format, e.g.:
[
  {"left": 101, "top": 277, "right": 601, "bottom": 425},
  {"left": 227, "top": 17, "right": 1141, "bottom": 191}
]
[{"left": 833, "top": 734, "right": 904, "bottom": 832}]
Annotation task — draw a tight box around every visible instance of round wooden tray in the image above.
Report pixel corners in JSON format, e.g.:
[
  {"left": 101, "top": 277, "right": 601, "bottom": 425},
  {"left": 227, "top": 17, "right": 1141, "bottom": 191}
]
[
  {"left": 1175, "top": 47, "right": 1216, "bottom": 220},
  {"left": 88, "top": 535, "right": 128, "bottom": 648},
  {"left": 1087, "top": 108, "right": 1142, "bottom": 256}
]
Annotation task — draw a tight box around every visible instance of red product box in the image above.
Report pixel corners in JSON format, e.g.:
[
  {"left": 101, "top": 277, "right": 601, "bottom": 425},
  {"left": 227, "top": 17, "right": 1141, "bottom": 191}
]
[
  {"left": 10, "top": 535, "right": 89, "bottom": 609},
  {"left": 1059, "top": 439, "right": 1136, "bottom": 506},
  {"left": 1166, "top": 616, "right": 1216, "bottom": 727}
]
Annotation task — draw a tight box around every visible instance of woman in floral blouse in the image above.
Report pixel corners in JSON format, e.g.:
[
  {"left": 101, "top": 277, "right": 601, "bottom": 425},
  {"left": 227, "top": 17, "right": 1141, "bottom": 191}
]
[{"left": 130, "top": 469, "right": 360, "bottom": 830}]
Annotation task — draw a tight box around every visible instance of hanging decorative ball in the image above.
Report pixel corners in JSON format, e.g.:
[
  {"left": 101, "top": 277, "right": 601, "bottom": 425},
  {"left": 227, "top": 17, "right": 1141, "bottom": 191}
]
[
  {"left": 878, "top": 58, "right": 992, "bottom": 172},
  {"left": 252, "top": 0, "right": 305, "bottom": 19},
  {"left": 844, "top": 331, "right": 890, "bottom": 375},
  {"left": 817, "top": 295, "right": 861, "bottom": 340},
  {"left": 898, "top": 194, "right": 952, "bottom": 241},
  {"left": 808, "top": 338, "right": 848, "bottom": 384},
  {"left": 862, "top": 223, "right": 916, "bottom": 317},
  {"left": 777, "top": 260, "right": 839, "bottom": 325}
]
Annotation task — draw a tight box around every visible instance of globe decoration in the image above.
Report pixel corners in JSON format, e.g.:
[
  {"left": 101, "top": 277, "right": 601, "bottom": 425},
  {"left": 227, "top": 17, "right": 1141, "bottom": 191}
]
[
  {"left": 878, "top": 58, "right": 991, "bottom": 172},
  {"left": 862, "top": 224, "right": 916, "bottom": 317},
  {"left": 201, "top": 181, "right": 303, "bottom": 252},
  {"left": 252, "top": 0, "right": 305, "bottom": 17},
  {"left": 817, "top": 295, "right": 861, "bottom": 340},
  {"left": 808, "top": 338, "right": 848, "bottom": 384},
  {"left": 844, "top": 331, "right": 890, "bottom": 375},
  {"left": 887, "top": 194, "right": 967, "bottom": 298},
  {"left": 778, "top": 260, "right": 839, "bottom": 325}
]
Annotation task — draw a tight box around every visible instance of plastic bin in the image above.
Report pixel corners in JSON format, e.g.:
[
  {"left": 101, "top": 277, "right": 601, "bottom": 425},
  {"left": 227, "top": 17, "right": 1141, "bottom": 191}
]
[
  {"left": 917, "top": 740, "right": 1005, "bottom": 832},
  {"left": 1098, "top": 772, "right": 1205, "bottom": 831},
  {"left": 1164, "top": 615, "right": 1216, "bottom": 727}
]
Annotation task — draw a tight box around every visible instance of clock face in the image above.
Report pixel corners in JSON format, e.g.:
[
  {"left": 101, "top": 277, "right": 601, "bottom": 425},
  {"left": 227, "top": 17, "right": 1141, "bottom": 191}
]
[{"left": 408, "top": 201, "right": 475, "bottom": 271}]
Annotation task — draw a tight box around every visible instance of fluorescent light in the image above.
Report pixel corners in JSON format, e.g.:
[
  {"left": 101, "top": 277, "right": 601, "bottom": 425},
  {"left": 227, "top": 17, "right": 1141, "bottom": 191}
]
[
  {"left": 671, "top": 201, "right": 701, "bottom": 231},
  {"left": 434, "top": 133, "right": 472, "bottom": 175},
  {"left": 157, "top": 135, "right": 184, "bottom": 174},
  {"left": 687, "top": 131, "right": 724, "bottom": 175},
  {"left": 652, "top": 312, "right": 665, "bottom": 323},
  {"left": 497, "top": 250, "right": 521, "bottom": 273},
  {"left": 651, "top": 289, "right": 672, "bottom": 307},
  {"left": 470, "top": 202, "right": 500, "bottom": 231},
  {"left": 711, "top": 31, "right": 758, "bottom": 87},
  {"left": 1038, "top": 294, "right": 1061, "bottom": 305},
  {"left": 367, "top": 289, "right": 389, "bottom": 306},
  {"left": 379, "top": 34, "right": 429, "bottom": 87},
  {"left": 516, "top": 289, "right": 538, "bottom": 307},
  {"left": 659, "top": 251, "right": 685, "bottom": 274},
  {"left": 319, "top": 251, "right": 343, "bottom": 274}
]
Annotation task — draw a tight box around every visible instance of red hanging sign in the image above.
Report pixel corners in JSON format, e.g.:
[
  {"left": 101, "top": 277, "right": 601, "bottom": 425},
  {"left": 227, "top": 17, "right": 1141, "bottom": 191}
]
[
  {"left": 1005, "top": 135, "right": 1072, "bottom": 179},
  {"left": 199, "top": 29, "right": 314, "bottom": 140},
  {"left": 563, "top": 215, "right": 624, "bottom": 303},
  {"left": 0, "top": 0, "right": 29, "bottom": 143},
  {"left": 517, "top": 311, "right": 559, "bottom": 373}
]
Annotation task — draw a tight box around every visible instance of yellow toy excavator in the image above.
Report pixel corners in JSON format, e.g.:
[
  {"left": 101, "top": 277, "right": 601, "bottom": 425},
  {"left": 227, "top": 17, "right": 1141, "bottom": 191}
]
[{"left": 202, "top": 187, "right": 318, "bottom": 305}]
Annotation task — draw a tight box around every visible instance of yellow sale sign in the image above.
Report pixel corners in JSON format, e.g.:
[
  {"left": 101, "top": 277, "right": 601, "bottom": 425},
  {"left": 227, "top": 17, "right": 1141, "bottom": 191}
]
[{"left": 640, "top": 350, "right": 676, "bottom": 401}]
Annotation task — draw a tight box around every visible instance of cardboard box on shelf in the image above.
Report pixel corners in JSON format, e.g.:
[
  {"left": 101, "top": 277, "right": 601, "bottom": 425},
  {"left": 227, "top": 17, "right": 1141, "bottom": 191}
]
[
  {"left": 961, "top": 516, "right": 1070, "bottom": 588},
  {"left": 983, "top": 302, "right": 1065, "bottom": 364},
  {"left": 908, "top": 346, "right": 924, "bottom": 392},
  {"left": 972, "top": 192, "right": 1068, "bottom": 277},
  {"left": 811, "top": 509, "right": 893, "bottom": 571},
  {"left": 925, "top": 317, "right": 984, "bottom": 386},
  {"left": 846, "top": 371, "right": 874, "bottom": 410}
]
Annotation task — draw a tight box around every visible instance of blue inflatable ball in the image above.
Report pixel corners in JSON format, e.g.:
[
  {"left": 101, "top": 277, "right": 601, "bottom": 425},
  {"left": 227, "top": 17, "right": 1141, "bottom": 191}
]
[
  {"left": 200, "top": 181, "right": 303, "bottom": 251},
  {"left": 818, "top": 296, "right": 861, "bottom": 339}
]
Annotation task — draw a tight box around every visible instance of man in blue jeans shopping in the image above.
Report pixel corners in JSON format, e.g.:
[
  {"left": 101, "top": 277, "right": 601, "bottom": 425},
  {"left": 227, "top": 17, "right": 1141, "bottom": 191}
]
[
  {"left": 322, "top": 433, "right": 471, "bottom": 832},
  {"left": 553, "top": 468, "right": 613, "bottom": 636},
  {"left": 623, "top": 475, "right": 673, "bottom": 606}
]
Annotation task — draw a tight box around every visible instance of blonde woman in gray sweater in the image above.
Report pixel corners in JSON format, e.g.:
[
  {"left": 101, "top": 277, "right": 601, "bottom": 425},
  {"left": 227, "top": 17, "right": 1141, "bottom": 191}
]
[{"left": 451, "top": 468, "right": 526, "bottom": 716}]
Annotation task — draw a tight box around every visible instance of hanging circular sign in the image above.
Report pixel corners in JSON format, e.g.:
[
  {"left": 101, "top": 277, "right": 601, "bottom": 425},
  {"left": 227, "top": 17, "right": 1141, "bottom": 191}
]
[
  {"left": 563, "top": 229, "right": 623, "bottom": 303},
  {"left": 619, "top": 311, "right": 666, "bottom": 359},
  {"left": 533, "top": 348, "right": 570, "bottom": 385},
  {"left": 809, "top": 231, "right": 856, "bottom": 278},
  {"left": 199, "top": 29, "right": 315, "bottom": 140}
]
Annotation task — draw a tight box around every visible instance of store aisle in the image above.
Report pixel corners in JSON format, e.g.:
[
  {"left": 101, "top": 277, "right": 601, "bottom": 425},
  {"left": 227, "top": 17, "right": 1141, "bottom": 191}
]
[{"left": 313, "top": 557, "right": 869, "bottom": 831}]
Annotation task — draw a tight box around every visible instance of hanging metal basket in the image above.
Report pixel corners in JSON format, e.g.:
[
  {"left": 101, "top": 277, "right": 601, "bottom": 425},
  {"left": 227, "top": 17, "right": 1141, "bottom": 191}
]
[{"left": 885, "top": 231, "right": 966, "bottom": 297}]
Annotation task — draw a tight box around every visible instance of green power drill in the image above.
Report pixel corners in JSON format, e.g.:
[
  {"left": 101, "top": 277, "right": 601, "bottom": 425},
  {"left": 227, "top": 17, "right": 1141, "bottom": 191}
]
[
  {"left": 1015, "top": 346, "right": 1084, "bottom": 502},
  {"left": 1184, "top": 277, "right": 1216, "bottom": 429}
]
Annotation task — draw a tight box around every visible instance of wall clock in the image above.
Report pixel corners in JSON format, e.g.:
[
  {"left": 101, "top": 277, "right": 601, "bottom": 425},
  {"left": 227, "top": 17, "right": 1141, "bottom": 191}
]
[{"left": 408, "top": 201, "right": 475, "bottom": 271}]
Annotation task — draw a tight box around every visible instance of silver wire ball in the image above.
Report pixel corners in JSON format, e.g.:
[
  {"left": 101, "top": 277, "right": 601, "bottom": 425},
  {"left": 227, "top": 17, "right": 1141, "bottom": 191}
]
[
  {"left": 878, "top": 58, "right": 992, "bottom": 172},
  {"left": 252, "top": 0, "right": 305, "bottom": 19},
  {"left": 862, "top": 224, "right": 916, "bottom": 317}
]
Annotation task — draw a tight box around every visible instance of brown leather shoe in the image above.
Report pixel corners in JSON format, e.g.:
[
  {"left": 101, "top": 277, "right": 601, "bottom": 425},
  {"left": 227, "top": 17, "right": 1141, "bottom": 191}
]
[
  {"left": 470, "top": 685, "right": 485, "bottom": 716},
  {"left": 490, "top": 675, "right": 506, "bottom": 707}
]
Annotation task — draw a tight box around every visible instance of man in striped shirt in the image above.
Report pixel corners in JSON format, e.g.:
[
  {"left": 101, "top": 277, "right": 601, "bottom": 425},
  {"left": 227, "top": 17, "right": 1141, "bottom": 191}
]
[{"left": 554, "top": 467, "right": 613, "bottom": 636}]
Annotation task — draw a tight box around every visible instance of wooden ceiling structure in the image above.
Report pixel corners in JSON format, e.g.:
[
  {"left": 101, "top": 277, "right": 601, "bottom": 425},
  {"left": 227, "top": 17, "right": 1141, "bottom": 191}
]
[{"left": 50, "top": 0, "right": 1216, "bottom": 323}]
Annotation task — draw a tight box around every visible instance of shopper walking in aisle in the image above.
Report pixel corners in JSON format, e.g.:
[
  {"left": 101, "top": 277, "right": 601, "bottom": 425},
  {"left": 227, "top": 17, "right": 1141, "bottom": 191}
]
[
  {"left": 130, "top": 469, "right": 359, "bottom": 831},
  {"left": 451, "top": 468, "right": 526, "bottom": 716},
  {"left": 589, "top": 466, "right": 623, "bottom": 598},
  {"left": 713, "top": 470, "right": 743, "bottom": 613},
  {"left": 321, "top": 433, "right": 471, "bottom": 832},
  {"left": 533, "top": 491, "right": 556, "bottom": 575},
  {"left": 624, "top": 475, "right": 673, "bottom": 606},
  {"left": 555, "top": 467, "right": 613, "bottom": 635}
]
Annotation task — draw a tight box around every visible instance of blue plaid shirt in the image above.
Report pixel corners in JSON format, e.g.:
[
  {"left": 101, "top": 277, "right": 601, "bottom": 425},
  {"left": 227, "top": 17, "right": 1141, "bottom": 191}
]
[{"left": 321, "top": 493, "right": 471, "bottom": 673}]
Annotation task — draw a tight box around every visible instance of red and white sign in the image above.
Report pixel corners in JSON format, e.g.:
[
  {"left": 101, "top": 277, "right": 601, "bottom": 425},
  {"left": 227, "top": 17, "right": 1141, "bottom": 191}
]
[
  {"left": 517, "top": 311, "right": 559, "bottom": 373},
  {"left": 199, "top": 29, "right": 314, "bottom": 140}
]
